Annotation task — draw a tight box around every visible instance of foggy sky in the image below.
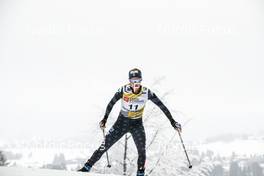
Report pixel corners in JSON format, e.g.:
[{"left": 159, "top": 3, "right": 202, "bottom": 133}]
[{"left": 0, "top": 0, "right": 264, "bottom": 142}]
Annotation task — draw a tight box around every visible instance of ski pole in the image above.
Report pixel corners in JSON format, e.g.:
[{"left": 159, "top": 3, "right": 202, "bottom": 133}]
[
  {"left": 176, "top": 130, "right": 192, "bottom": 169},
  {"left": 102, "top": 128, "right": 111, "bottom": 168}
]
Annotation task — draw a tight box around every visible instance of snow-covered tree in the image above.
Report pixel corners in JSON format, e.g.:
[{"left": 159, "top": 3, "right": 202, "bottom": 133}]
[
  {"left": 0, "top": 151, "right": 8, "bottom": 166},
  {"left": 250, "top": 162, "right": 263, "bottom": 176},
  {"left": 229, "top": 162, "right": 242, "bottom": 176},
  {"left": 42, "top": 153, "right": 67, "bottom": 170}
]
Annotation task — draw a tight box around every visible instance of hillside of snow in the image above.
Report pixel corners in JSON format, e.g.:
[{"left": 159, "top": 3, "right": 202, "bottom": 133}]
[
  {"left": 198, "top": 138, "right": 264, "bottom": 157},
  {"left": 0, "top": 167, "right": 119, "bottom": 176},
  {"left": 1, "top": 133, "right": 264, "bottom": 176}
]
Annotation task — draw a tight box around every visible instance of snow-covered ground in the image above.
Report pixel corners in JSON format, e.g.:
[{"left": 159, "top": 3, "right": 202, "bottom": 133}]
[
  {"left": 1, "top": 137, "right": 263, "bottom": 176},
  {"left": 2, "top": 147, "right": 90, "bottom": 169},
  {"left": 0, "top": 167, "right": 119, "bottom": 176},
  {"left": 1, "top": 134, "right": 264, "bottom": 168}
]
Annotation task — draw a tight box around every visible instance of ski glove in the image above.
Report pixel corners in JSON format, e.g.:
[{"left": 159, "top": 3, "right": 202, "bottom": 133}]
[
  {"left": 171, "top": 120, "right": 182, "bottom": 132},
  {"left": 99, "top": 119, "right": 107, "bottom": 129}
]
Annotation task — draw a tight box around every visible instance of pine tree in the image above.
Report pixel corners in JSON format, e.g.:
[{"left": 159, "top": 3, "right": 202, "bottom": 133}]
[
  {"left": 229, "top": 162, "right": 242, "bottom": 176},
  {"left": 251, "top": 162, "right": 263, "bottom": 176},
  {"left": 211, "top": 164, "right": 224, "bottom": 176},
  {"left": 0, "top": 151, "right": 7, "bottom": 166},
  {"left": 49, "top": 153, "right": 67, "bottom": 170}
]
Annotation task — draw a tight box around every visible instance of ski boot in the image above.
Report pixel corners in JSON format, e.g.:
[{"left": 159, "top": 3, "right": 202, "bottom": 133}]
[
  {"left": 78, "top": 163, "right": 92, "bottom": 172},
  {"left": 136, "top": 170, "right": 145, "bottom": 176}
]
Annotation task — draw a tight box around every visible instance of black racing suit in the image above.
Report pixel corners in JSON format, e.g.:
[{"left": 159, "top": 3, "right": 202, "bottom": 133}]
[{"left": 86, "top": 85, "right": 176, "bottom": 172}]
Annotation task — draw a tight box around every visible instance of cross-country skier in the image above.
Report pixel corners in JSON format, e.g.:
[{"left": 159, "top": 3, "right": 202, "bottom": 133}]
[{"left": 78, "top": 68, "right": 182, "bottom": 176}]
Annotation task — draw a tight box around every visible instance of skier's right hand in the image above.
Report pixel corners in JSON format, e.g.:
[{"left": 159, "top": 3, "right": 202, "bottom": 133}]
[
  {"left": 171, "top": 120, "right": 182, "bottom": 133},
  {"left": 99, "top": 119, "right": 107, "bottom": 129}
]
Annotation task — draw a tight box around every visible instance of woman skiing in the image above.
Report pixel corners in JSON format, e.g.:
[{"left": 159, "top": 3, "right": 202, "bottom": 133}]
[{"left": 78, "top": 68, "right": 182, "bottom": 176}]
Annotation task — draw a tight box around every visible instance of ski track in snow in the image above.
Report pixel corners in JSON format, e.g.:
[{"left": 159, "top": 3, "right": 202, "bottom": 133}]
[{"left": 0, "top": 167, "right": 120, "bottom": 176}]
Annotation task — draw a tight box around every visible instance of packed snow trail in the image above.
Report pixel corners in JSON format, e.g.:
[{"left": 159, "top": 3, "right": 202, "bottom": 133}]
[{"left": 0, "top": 167, "right": 120, "bottom": 176}]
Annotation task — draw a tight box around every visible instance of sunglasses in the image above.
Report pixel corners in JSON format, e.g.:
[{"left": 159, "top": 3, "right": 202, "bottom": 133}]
[{"left": 129, "top": 79, "right": 142, "bottom": 83}]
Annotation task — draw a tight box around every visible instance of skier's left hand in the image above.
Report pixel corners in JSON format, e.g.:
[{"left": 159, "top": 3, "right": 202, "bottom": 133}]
[
  {"left": 171, "top": 120, "right": 182, "bottom": 132},
  {"left": 99, "top": 119, "right": 107, "bottom": 129}
]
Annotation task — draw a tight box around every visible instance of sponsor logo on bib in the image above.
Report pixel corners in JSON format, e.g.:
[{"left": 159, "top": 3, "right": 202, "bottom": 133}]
[{"left": 124, "top": 96, "right": 129, "bottom": 102}]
